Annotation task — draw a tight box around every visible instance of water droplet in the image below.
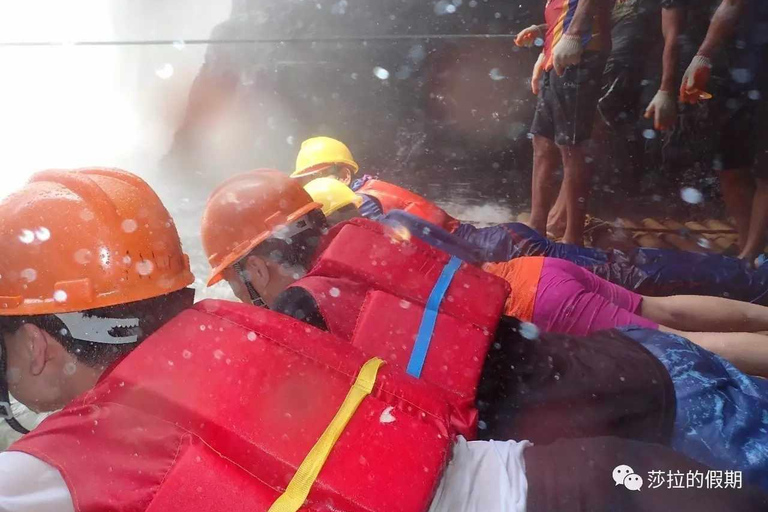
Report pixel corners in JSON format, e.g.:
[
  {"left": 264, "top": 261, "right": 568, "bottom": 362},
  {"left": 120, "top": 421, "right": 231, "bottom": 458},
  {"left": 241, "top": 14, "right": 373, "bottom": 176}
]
[
  {"left": 172, "top": 40, "right": 186, "bottom": 50},
  {"left": 213, "top": 349, "right": 224, "bottom": 360},
  {"left": 63, "top": 362, "right": 77, "bottom": 376},
  {"left": 121, "top": 219, "right": 138, "bottom": 233},
  {"left": 399, "top": 300, "right": 411, "bottom": 309},
  {"left": 53, "top": 290, "right": 68, "bottom": 303},
  {"left": 680, "top": 187, "right": 703, "bottom": 204},
  {"left": 489, "top": 68, "right": 505, "bottom": 81},
  {"left": 478, "top": 420, "right": 488, "bottom": 430},
  {"left": 731, "top": 68, "right": 752, "bottom": 84},
  {"left": 379, "top": 406, "right": 396, "bottom": 424},
  {"left": 136, "top": 260, "right": 154, "bottom": 276},
  {"left": 199, "top": 325, "right": 206, "bottom": 331},
  {"left": 155, "top": 63, "right": 174, "bottom": 80},
  {"left": 18, "top": 229, "right": 35, "bottom": 244},
  {"left": 20, "top": 268, "right": 37, "bottom": 283},
  {"left": 35, "top": 227, "right": 51, "bottom": 241},
  {"left": 519, "top": 322, "right": 540, "bottom": 340},
  {"left": 80, "top": 210, "right": 95, "bottom": 221},
  {"left": 329, "top": 287, "right": 341, "bottom": 298},
  {"left": 373, "top": 66, "right": 390, "bottom": 80},
  {"left": 247, "top": 332, "right": 257, "bottom": 342},
  {"left": 74, "top": 249, "right": 93, "bottom": 265},
  {"left": 182, "top": 350, "right": 192, "bottom": 359},
  {"left": 642, "top": 129, "right": 657, "bottom": 140}
]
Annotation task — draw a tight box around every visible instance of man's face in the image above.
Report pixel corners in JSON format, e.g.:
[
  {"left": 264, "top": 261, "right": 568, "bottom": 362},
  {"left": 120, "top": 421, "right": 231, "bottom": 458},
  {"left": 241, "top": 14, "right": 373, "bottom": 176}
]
[
  {"left": 294, "top": 165, "right": 353, "bottom": 186},
  {"left": 222, "top": 256, "right": 305, "bottom": 309}
]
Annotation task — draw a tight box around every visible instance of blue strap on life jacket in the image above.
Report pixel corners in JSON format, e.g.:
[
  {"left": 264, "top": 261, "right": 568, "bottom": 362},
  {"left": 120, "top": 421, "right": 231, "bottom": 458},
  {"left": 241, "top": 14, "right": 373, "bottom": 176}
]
[{"left": 406, "top": 256, "right": 462, "bottom": 378}]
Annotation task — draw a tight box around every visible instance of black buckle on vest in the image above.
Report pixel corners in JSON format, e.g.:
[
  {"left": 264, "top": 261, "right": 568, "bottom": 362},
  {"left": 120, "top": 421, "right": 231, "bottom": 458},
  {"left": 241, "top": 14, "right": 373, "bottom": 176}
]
[{"left": 0, "top": 400, "right": 11, "bottom": 420}]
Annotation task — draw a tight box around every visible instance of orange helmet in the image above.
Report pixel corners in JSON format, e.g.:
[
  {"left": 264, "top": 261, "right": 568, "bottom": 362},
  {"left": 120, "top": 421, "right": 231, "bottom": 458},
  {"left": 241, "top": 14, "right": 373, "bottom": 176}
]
[
  {"left": 201, "top": 169, "right": 323, "bottom": 286},
  {"left": 0, "top": 168, "right": 194, "bottom": 316}
]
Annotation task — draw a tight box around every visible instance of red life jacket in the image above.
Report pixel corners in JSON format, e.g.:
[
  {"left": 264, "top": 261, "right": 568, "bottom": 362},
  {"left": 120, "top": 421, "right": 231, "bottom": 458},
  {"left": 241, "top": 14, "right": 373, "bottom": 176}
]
[
  {"left": 10, "top": 300, "right": 453, "bottom": 512},
  {"left": 291, "top": 218, "right": 510, "bottom": 437},
  {"left": 357, "top": 179, "right": 460, "bottom": 233}
]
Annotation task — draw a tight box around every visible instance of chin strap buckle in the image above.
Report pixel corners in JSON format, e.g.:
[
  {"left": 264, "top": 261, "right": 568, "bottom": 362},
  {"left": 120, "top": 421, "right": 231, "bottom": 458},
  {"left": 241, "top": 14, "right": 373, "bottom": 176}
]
[{"left": 0, "top": 401, "right": 12, "bottom": 420}]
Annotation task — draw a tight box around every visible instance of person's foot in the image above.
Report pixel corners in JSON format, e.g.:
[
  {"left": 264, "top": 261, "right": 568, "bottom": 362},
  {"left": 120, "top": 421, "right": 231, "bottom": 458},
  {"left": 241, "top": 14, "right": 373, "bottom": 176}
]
[
  {"left": 561, "top": 235, "right": 584, "bottom": 246},
  {"left": 737, "top": 251, "right": 760, "bottom": 269},
  {"left": 546, "top": 220, "right": 566, "bottom": 239}
]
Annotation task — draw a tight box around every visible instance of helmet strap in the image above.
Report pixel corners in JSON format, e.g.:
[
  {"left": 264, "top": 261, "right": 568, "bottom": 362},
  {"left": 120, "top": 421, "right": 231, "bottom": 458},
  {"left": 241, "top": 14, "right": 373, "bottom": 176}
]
[{"left": 233, "top": 260, "right": 266, "bottom": 308}]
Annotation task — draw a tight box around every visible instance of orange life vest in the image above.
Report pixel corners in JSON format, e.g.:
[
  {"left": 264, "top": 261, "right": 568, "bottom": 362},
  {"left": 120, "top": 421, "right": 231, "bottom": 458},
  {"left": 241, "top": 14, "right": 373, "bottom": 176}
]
[
  {"left": 10, "top": 300, "right": 453, "bottom": 512},
  {"left": 357, "top": 179, "right": 460, "bottom": 233},
  {"left": 291, "top": 218, "right": 510, "bottom": 437}
]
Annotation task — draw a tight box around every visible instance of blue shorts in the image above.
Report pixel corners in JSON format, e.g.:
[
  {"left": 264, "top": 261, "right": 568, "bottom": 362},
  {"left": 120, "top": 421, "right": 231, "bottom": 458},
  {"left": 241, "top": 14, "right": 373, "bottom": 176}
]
[{"left": 620, "top": 326, "right": 768, "bottom": 490}]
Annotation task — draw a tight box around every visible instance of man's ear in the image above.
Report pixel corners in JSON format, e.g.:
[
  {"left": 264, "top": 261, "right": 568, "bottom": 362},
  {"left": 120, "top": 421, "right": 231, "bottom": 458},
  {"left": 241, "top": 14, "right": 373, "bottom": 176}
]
[
  {"left": 338, "top": 168, "right": 353, "bottom": 185},
  {"left": 244, "top": 255, "right": 270, "bottom": 290},
  {"left": 19, "top": 323, "right": 50, "bottom": 376}
]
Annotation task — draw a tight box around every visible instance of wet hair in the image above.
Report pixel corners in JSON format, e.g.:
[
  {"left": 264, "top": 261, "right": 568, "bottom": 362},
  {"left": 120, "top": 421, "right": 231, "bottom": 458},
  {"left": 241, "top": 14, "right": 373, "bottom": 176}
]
[
  {"left": 0, "top": 287, "right": 195, "bottom": 368},
  {"left": 245, "top": 209, "right": 327, "bottom": 270}
]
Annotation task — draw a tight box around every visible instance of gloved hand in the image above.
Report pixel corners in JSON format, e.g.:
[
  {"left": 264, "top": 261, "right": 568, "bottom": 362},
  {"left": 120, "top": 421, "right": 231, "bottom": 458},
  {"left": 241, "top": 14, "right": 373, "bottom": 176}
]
[
  {"left": 531, "top": 53, "right": 546, "bottom": 95},
  {"left": 679, "top": 55, "right": 712, "bottom": 104},
  {"left": 515, "top": 24, "right": 546, "bottom": 47},
  {"left": 552, "top": 34, "right": 583, "bottom": 76},
  {"left": 644, "top": 90, "right": 677, "bottom": 131}
]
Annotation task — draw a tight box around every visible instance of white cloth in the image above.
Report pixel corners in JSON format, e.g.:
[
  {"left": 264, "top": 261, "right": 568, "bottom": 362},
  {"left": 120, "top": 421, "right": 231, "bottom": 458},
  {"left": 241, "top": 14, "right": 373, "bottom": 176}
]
[
  {"left": 430, "top": 437, "right": 531, "bottom": 512},
  {"left": 0, "top": 452, "right": 73, "bottom": 512},
  {"left": 0, "top": 437, "right": 530, "bottom": 512},
  {"left": 0, "top": 399, "right": 48, "bottom": 452}
]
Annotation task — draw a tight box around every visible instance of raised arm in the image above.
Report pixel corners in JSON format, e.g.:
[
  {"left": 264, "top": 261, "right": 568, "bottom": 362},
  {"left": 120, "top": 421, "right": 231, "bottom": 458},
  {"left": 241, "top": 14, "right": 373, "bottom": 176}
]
[
  {"left": 680, "top": 0, "right": 747, "bottom": 102},
  {"left": 553, "top": 0, "right": 613, "bottom": 75}
]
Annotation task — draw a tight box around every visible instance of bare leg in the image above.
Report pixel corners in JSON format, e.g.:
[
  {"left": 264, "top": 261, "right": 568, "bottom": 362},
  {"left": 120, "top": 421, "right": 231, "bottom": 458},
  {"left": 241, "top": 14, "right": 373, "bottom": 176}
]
[
  {"left": 560, "top": 143, "right": 592, "bottom": 245},
  {"left": 530, "top": 135, "right": 561, "bottom": 235},
  {"left": 720, "top": 167, "right": 755, "bottom": 250},
  {"left": 739, "top": 177, "right": 768, "bottom": 263},
  {"left": 546, "top": 185, "right": 567, "bottom": 238},
  {"left": 641, "top": 295, "right": 768, "bottom": 332},
  {"left": 660, "top": 326, "right": 768, "bottom": 377}
]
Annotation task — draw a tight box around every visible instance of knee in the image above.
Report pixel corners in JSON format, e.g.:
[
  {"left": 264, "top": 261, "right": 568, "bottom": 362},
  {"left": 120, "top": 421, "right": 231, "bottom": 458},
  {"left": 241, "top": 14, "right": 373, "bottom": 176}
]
[
  {"left": 559, "top": 144, "right": 586, "bottom": 164},
  {"left": 533, "top": 135, "right": 557, "bottom": 159}
]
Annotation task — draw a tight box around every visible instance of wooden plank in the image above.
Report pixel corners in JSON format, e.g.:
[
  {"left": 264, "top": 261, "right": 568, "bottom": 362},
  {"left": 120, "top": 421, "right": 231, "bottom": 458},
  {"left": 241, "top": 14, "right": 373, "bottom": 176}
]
[
  {"left": 621, "top": 219, "right": 669, "bottom": 249},
  {"left": 684, "top": 221, "right": 733, "bottom": 252},
  {"left": 663, "top": 220, "right": 712, "bottom": 253},
  {"left": 642, "top": 218, "right": 706, "bottom": 252}
]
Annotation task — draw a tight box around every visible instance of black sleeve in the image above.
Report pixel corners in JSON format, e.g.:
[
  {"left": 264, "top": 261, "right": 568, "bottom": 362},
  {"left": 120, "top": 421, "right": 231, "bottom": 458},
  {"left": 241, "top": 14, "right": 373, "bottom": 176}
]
[{"left": 271, "top": 287, "right": 328, "bottom": 331}]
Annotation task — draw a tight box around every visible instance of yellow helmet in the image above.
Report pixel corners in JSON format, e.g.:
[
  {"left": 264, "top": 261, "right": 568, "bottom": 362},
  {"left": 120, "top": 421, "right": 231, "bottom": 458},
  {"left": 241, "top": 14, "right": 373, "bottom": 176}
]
[
  {"left": 303, "top": 177, "right": 363, "bottom": 216},
  {"left": 292, "top": 137, "right": 360, "bottom": 178}
]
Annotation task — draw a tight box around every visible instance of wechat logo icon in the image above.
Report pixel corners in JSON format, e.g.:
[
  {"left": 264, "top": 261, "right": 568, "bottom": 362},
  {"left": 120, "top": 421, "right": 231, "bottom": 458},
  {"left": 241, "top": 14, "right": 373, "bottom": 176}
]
[{"left": 613, "top": 465, "right": 643, "bottom": 491}]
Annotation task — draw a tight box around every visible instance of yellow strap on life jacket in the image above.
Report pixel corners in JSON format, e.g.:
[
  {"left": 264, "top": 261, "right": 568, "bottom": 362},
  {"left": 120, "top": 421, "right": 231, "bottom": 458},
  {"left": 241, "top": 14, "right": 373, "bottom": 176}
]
[{"left": 268, "top": 357, "right": 386, "bottom": 512}]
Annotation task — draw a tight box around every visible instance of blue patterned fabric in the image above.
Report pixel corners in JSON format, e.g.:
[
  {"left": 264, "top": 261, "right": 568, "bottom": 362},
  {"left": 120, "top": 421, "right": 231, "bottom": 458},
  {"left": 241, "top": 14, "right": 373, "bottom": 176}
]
[
  {"left": 452, "top": 222, "right": 768, "bottom": 305},
  {"left": 620, "top": 326, "right": 768, "bottom": 490}
]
